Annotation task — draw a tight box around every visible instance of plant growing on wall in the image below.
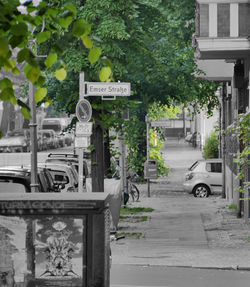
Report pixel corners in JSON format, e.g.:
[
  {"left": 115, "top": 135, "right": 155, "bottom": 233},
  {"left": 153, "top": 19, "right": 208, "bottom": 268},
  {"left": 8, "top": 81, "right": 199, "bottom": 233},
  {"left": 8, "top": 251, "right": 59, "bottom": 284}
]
[
  {"left": 233, "top": 113, "right": 250, "bottom": 197},
  {"left": 203, "top": 131, "right": 219, "bottom": 159}
]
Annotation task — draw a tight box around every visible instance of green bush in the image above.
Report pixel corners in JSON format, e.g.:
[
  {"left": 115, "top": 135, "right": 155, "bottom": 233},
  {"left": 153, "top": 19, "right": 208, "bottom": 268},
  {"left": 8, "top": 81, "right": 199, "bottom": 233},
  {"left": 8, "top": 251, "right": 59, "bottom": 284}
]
[{"left": 203, "top": 131, "right": 219, "bottom": 159}]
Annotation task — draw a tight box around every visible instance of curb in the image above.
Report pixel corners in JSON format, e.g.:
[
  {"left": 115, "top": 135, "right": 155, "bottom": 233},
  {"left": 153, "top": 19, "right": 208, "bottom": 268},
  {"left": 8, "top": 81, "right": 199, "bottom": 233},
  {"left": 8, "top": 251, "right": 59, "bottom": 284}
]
[{"left": 113, "top": 263, "right": 250, "bottom": 272}]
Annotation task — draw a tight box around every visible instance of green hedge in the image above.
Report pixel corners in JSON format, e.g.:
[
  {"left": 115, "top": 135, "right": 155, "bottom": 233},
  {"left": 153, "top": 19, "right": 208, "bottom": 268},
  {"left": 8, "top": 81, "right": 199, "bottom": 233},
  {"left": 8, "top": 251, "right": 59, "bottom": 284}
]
[{"left": 203, "top": 131, "right": 219, "bottom": 159}]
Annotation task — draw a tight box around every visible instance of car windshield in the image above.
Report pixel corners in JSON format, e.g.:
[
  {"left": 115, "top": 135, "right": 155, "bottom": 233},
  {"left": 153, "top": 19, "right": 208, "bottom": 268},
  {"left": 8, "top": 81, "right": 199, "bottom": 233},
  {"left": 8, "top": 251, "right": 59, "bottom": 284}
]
[
  {"left": 0, "top": 181, "right": 27, "bottom": 193},
  {"left": 189, "top": 161, "right": 199, "bottom": 171},
  {"left": 42, "top": 124, "right": 61, "bottom": 132}
]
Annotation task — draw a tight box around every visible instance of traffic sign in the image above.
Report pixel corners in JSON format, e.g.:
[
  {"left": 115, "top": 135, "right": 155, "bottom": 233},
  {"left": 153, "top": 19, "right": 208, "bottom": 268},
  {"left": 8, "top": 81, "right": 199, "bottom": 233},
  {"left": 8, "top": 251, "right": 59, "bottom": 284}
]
[
  {"left": 74, "top": 136, "right": 90, "bottom": 148},
  {"left": 76, "top": 99, "right": 92, "bottom": 122},
  {"left": 86, "top": 82, "right": 130, "bottom": 97},
  {"left": 76, "top": 122, "right": 93, "bottom": 136}
]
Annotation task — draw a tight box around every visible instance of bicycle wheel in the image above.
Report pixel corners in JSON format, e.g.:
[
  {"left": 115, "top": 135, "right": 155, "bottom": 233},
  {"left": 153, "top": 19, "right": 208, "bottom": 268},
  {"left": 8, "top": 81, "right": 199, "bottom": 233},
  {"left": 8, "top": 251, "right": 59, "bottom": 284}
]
[{"left": 129, "top": 184, "right": 140, "bottom": 201}]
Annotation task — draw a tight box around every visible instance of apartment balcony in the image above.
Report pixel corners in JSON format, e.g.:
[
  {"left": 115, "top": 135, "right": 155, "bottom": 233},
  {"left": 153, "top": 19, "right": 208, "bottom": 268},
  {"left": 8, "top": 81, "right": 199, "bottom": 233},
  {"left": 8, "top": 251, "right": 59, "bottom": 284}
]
[{"left": 195, "top": 0, "right": 250, "bottom": 59}]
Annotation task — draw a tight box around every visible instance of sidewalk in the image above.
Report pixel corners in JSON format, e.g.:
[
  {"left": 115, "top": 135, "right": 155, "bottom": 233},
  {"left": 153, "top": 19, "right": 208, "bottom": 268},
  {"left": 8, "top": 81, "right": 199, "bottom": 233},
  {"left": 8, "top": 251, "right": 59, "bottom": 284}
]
[{"left": 111, "top": 138, "right": 250, "bottom": 270}]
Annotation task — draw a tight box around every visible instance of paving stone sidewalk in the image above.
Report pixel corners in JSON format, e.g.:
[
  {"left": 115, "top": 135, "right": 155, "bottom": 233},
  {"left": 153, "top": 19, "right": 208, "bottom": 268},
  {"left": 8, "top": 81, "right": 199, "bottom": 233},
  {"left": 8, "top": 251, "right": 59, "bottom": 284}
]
[{"left": 112, "top": 138, "right": 250, "bottom": 270}]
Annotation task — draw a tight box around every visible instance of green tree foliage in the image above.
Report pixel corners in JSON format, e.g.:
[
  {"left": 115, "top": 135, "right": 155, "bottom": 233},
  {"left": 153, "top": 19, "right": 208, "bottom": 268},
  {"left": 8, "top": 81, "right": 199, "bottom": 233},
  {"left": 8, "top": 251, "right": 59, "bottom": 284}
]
[
  {"left": 0, "top": 0, "right": 105, "bottom": 120},
  {"left": 203, "top": 131, "right": 219, "bottom": 159},
  {"left": 45, "top": 1, "right": 218, "bottom": 173}
]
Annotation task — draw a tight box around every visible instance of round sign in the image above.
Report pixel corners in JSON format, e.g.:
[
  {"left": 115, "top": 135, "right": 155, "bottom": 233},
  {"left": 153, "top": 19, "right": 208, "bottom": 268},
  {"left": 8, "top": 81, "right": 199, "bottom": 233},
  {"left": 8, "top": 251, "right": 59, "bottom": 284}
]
[{"left": 76, "top": 99, "right": 92, "bottom": 122}]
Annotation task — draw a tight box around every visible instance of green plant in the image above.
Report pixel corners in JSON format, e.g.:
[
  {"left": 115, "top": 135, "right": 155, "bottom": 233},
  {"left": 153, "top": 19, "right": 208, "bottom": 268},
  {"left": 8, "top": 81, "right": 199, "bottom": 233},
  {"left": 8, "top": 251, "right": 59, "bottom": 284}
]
[
  {"left": 233, "top": 113, "right": 250, "bottom": 197},
  {"left": 140, "top": 216, "right": 148, "bottom": 222},
  {"left": 203, "top": 131, "right": 219, "bottom": 159},
  {"left": 120, "top": 206, "right": 154, "bottom": 215},
  {"left": 228, "top": 204, "right": 237, "bottom": 210}
]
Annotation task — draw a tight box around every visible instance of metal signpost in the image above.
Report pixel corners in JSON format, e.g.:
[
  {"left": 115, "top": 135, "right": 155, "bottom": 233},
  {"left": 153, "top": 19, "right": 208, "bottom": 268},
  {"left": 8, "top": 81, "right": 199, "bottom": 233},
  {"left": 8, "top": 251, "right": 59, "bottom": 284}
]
[{"left": 76, "top": 72, "right": 92, "bottom": 193}]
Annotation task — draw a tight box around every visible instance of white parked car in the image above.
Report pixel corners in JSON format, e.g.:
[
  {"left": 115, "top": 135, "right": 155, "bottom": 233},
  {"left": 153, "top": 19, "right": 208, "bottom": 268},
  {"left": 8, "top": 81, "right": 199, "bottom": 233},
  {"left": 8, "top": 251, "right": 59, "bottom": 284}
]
[{"left": 183, "top": 159, "right": 222, "bottom": 197}]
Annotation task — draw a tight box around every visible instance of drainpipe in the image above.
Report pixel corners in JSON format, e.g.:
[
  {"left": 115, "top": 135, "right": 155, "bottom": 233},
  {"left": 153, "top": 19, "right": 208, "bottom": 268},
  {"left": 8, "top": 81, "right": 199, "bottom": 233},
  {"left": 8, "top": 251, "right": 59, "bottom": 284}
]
[{"left": 221, "top": 82, "right": 226, "bottom": 199}]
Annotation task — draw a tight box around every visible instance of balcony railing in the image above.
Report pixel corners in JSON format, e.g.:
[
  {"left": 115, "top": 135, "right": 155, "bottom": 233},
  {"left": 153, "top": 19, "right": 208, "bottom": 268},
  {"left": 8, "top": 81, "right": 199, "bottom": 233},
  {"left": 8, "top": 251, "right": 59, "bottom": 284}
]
[{"left": 196, "top": 1, "right": 250, "bottom": 38}]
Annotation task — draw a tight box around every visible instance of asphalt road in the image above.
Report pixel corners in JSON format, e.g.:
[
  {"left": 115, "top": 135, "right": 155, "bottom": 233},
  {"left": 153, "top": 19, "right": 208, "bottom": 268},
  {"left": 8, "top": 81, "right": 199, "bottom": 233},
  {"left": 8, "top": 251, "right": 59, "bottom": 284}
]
[{"left": 111, "top": 264, "right": 250, "bottom": 287}]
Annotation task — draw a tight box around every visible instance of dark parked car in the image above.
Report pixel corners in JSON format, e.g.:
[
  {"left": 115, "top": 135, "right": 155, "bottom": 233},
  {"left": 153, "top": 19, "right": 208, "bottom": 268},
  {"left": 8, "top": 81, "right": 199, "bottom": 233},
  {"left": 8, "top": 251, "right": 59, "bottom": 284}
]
[{"left": 0, "top": 166, "right": 60, "bottom": 193}]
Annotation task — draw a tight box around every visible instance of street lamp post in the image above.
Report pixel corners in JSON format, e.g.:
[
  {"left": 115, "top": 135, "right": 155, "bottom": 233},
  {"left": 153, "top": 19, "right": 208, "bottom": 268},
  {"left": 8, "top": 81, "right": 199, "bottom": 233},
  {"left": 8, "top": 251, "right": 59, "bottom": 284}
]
[{"left": 29, "top": 41, "right": 39, "bottom": 192}]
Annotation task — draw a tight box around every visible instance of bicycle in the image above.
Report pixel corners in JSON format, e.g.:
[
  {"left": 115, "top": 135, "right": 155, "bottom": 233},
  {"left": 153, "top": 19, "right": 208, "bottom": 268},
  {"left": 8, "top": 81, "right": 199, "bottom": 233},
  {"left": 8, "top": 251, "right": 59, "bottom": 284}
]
[
  {"left": 127, "top": 171, "right": 140, "bottom": 201},
  {"left": 111, "top": 159, "right": 140, "bottom": 202}
]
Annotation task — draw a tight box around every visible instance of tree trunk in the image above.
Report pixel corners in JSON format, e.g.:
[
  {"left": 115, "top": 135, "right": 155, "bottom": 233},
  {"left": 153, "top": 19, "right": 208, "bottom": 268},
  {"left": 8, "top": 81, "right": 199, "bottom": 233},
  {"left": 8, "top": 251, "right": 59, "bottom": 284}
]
[
  {"left": 0, "top": 102, "right": 12, "bottom": 135},
  {"left": 104, "top": 129, "right": 111, "bottom": 177},
  {"left": 91, "top": 122, "right": 104, "bottom": 192}
]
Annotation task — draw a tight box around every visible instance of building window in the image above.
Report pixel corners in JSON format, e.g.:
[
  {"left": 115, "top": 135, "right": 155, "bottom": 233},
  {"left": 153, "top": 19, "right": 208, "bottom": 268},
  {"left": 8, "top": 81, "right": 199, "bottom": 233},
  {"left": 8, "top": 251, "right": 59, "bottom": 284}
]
[
  {"left": 217, "top": 4, "right": 230, "bottom": 37},
  {"left": 239, "top": 4, "right": 250, "bottom": 37},
  {"left": 199, "top": 4, "right": 209, "bottom": 37}
]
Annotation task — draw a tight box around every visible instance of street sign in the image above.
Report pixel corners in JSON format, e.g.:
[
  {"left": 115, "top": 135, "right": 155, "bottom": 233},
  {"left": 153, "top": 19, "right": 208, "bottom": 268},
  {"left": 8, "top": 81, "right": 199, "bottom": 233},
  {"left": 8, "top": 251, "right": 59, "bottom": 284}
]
[
  {"left": 76, "top": 122, "right": 93, "bottom": 136},
  {"left": 151, "top": 121, "right": 171, "bottom": 127},
  {"left": 74, "top": 136, "right": 90, "bottom": 148},
  {"left": 86, "top": 82, "right": 130, "bottom": 97},
  {"left": 76, "top": 99, "right": 92, "bottom": 122}
]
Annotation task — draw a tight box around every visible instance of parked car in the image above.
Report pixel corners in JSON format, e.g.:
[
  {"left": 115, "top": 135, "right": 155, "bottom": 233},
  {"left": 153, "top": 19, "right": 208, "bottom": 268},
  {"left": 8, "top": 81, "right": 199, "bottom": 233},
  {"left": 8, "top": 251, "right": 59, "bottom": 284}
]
[
  {"left": 183, "top": 158, "right": 222, "bottom": 197},
  {"left": 0, "top": 130, "right": 30, "bottom": 153},
  {"left": 39, "top": 129, "right": 59, "bottom": 149},
  {"left": 41, "top": 118, "right": 66, "bottom": 147},
  {"left": 0, "top": 166, "right": 60, "bottom": 193},
  {"left": 38, "top": 162, "right": 79, "bottom": 192},
  {"left": 45, "top": 153, "right": 89, "bottom": 180}
]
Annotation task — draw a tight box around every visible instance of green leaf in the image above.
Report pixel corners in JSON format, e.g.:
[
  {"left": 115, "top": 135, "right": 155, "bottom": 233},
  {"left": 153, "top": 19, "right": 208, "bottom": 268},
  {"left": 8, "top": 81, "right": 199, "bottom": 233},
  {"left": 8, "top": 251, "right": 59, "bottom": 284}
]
[
  {"left": 21, "top": 107, "right": 31, "bottom": 119},
  {"left": 64, "top": 2, "right": 77, "bottom": 16},
  {"left": 0, "top": 37, "right": 9, "bottom": 57},
  {"left": 59, "top": 16, "right": 73, "bottom": 29},
  {"left": 10, "top": 96, "right": 17, "bottom": 105},
  {"left": 9, "top": 35, "right": 24, "bottom": 49},
  {"left": 0, "top": 78, "right": 13, "bottom": 90},
  {"left": 26, "top": 66, "right": 40, "bottom": 83},
  {"left": 45, "top": 53, "right": 57, "bottom": 68},
  {"left": 34, "top": 88, "right": 47, "bottom": 103},
  {"left": 0, "top": 88, "right": 14, "bottom": 101},
  {"left": 12, "top": 67, "right": 20, "bottom": 75},
  {"left": 55, "top": 68, "right": 67, "bottom": 81},
  {"left": 44, "top": 97, "right": 53, "bottom": 107},
  {"left": 10, "top": 23, "right": 28, "bottom": 36},
  {"left": 72, "top": 19, "right": 91, "bottom": 37},
  {"left": 17, "top": 48, "right": 37, "bottom": 66},
  {"left": 99, "top": 67, "right": 112, "bottom": 82},
  {"left": 0, "top": 131, "right": 2, "bottom": 138},
  {"left": 17, "top": 48, "right": 30, "bottom": 63},
  {"left": 36, "top": 76, "right": 46, "bottom": 87},
  {"left": 36, "top": 31, "right": 51, "bottom": 44},
  {"left": 88, "top": 48, "right": 102, "bottom": 64},
  {"left": 81, "top": 35, "right": 93, "bottom": 49}
]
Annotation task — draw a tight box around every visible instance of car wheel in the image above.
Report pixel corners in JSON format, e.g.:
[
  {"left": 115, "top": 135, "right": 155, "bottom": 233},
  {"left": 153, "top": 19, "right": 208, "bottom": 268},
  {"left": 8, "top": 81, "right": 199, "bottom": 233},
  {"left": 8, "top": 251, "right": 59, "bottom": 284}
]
[{"left": 193, "top": 184, "right": 210, "bottom": 198}]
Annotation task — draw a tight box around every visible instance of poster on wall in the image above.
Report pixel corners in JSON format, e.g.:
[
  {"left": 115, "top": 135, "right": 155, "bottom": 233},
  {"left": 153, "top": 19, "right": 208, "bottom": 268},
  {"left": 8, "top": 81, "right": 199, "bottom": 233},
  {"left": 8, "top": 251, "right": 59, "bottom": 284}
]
[
  {"left": 0, "top": 216, "right": 27, "bottom": 283},
  {"left": 34, "top": 216, "right": 85, "bottom": 285}
]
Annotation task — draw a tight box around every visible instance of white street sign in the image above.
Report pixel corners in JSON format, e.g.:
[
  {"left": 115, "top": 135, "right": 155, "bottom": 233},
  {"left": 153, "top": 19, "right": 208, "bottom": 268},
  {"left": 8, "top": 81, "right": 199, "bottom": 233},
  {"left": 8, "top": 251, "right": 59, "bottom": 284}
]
[
  {"left": 151, "top": 121, "right": 171, "bottom": 127},
  {"left": 76, "top": 122, "right": 93, "bottom": 136},
  {"left": 76, "top": 99, "right": 92, "bottom": 122},
  {"left": 74, "top": 136, "right": 90, "bottom": 148},
  {"left": 87, "top": 82, "right": 130, "bottom": 97}
]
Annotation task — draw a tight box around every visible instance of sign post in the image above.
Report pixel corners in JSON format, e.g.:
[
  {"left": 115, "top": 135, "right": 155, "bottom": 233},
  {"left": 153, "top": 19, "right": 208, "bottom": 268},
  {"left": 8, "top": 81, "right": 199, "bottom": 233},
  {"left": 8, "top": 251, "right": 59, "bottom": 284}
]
[{"left": 76, "top": 72, "right": 92, "bottom": 193}]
